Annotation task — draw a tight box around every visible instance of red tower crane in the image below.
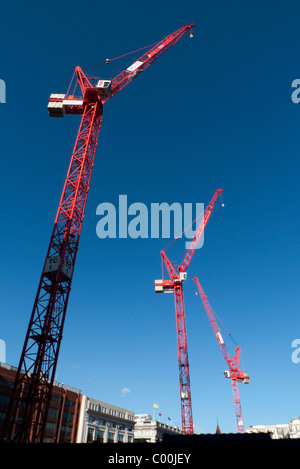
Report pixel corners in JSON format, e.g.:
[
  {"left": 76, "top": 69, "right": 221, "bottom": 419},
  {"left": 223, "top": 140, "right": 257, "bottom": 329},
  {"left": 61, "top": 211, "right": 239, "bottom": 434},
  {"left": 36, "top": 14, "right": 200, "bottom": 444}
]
[
  {"left": 1, "top": 24, "right": 195, "bottom": 443},
  {"left": 192, "top": 277, "right": 250, "bottom": 433},
  {"left": 154, "top": 189, "right": 224, "bottom": 435}
]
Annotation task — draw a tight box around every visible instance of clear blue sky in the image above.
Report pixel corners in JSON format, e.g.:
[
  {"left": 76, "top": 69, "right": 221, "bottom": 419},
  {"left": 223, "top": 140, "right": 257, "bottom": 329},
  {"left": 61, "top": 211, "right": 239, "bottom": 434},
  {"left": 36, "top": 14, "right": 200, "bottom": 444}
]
[{"left": 1, "top": 0, "right": 300, "bottom": 434}]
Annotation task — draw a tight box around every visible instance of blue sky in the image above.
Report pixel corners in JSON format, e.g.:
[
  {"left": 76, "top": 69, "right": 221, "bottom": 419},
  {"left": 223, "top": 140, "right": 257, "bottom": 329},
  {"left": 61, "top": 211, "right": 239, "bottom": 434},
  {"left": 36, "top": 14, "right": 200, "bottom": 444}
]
[{"left": 1, "top": 0, "right": 300, "bottom": 434}]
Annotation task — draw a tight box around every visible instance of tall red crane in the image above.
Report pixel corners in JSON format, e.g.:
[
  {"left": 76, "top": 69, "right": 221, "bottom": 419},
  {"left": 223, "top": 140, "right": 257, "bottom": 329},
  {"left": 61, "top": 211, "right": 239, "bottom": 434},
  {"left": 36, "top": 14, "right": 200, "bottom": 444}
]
[
  {"left": 1, "top": 24, "right": 195, "bottom": 443},
  {"left": 155, "top": 189, "right": 223, "bottom": 435},
  {"left": 192, "top": 277, "right": 250, "bottom": 433}
]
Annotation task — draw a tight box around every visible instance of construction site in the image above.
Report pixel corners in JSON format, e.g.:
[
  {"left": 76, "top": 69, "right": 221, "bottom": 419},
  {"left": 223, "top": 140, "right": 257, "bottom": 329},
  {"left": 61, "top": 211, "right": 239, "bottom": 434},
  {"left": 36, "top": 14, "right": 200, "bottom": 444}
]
[{"left": 1, "top": 1, "right": 300, "bottom": 462}]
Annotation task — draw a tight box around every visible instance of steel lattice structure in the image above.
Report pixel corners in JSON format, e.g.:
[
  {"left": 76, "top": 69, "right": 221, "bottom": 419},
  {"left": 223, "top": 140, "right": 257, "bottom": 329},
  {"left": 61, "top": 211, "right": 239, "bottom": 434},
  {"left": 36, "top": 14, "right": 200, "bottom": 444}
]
[
  {"left": 2, "top": 23, "right": 195, "bottom": 443},
  {"left": 155, "top": 189, "right": 223, "bottom": 434},
  {"left": 193, "top": 277, "right": 250, "bottom": 433}
]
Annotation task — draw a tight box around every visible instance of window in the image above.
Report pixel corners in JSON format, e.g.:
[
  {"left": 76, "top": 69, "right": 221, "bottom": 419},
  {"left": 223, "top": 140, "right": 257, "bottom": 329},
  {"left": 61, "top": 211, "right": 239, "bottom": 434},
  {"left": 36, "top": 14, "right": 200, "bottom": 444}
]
[
  {"left": 87, "top": 427, "right": 94, "bottom": 443},
  {"left": 96, "top": 429, "right": 104, "bottom": 442},
  {"left": 118, "top": 434, "right": 124, "bottom": 442},
  {"left": 0, "top": 394, "right": 10, "bottom": 406},
  {"left": 60, "top": 425, "right": 71, "bottom": 436},
  {"left": 0, "top": 378, "right": 13, "bottom": 389},
  {"left": 45, "top": 421, "right": 55, "bottom": 434},
  {"left": 65, "top": 399, "right": 75, "bottom": 408},
  {"left": 62, "top": 411, "right": 74, "bottom": 423},
  {"left": 108, "top": 432, "right": 114, "bottom": 443},
  {"left": 48, "top": 407, "right": 58, "bottom": 419}
]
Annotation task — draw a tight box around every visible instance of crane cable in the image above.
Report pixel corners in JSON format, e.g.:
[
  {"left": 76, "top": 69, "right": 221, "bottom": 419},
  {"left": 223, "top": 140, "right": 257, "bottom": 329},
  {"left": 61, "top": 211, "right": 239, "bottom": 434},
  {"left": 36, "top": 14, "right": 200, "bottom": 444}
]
[
  {"left": 82, "top": 40, "right": 160, "bottom": 74},
  {"left": 162, "top": 196, "right": 224, "bottom": 253},
  {"left": 162, "top": 207, "right": 205, "bottom": 253},
  {"left": 106, "top": 40, "right": 159, "bottom": 64}
]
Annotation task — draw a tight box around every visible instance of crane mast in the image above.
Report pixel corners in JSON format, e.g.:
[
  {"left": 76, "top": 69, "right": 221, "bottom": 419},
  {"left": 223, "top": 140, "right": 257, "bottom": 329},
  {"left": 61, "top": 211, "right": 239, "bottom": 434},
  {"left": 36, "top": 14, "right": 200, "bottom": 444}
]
[
  {"left": 155, "top": 189, "right": 223, "bottom": 435},
  {"left": 193, "top": 277, "right": 249, "bottom": 433},
  {"left": 2, "top": 24, "right": 194, "bottom": 443}
]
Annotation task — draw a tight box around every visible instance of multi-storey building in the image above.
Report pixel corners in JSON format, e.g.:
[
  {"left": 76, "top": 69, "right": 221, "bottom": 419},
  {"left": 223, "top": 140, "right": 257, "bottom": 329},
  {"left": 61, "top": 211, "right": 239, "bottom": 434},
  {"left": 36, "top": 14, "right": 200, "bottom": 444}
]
[
  {"left": 76, "top": 395, "right": 135, "bottom": 443},
  {"left": 246, "top": 417, "right": 300, "bottom": 439},
  {"left": 134, "top": 414, "right": 182, "bottom": 442},
  {"left": 0, "top": 362, "right": 82, "bottom": 442},
  {"left": 1, "top": 362, "right": 183, "bottom": 445}
]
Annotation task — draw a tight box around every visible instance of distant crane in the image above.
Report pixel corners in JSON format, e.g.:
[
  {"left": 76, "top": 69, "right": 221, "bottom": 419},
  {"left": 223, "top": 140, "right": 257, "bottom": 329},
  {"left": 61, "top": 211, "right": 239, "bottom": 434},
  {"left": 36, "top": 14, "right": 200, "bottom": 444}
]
[
  {"left": 1, "top": 23, "right": 195, "bottom": 443},
  {"left": 193, "top": 277, "right": 250, "bottom": 433},
  {"left": 155, "top": 189, "right": 223, "bottom": 434}
]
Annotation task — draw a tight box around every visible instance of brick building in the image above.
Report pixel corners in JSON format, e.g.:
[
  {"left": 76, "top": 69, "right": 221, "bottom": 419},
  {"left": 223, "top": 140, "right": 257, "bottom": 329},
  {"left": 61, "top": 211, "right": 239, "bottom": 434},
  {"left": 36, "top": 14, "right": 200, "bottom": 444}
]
[{"left": 0, "top": 362, "right": 82, "bottom": 443}]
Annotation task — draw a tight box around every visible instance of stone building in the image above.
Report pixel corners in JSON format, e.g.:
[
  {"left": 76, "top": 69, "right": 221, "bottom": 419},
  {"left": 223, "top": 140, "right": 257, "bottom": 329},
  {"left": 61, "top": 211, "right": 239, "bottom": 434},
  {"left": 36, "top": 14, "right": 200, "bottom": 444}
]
[
  {"left": 247, "top": 417, "right": 300, "bottom": 439},
  {"left": 76, "top": 395, "right": 135, "bottom": 443},
  {"left": 134, "top": 414, "right": 182, "bottom": 442}
]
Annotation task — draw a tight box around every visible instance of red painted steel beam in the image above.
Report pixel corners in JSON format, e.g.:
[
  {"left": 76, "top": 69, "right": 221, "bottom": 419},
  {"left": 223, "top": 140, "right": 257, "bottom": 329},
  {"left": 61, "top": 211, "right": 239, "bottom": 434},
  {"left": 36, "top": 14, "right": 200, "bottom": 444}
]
[
  {"left": 174, "top": 284, "right": 193, "bottom": 434},
  {"left": 2, "top": 102, "right": 102, "bottom": 442}
]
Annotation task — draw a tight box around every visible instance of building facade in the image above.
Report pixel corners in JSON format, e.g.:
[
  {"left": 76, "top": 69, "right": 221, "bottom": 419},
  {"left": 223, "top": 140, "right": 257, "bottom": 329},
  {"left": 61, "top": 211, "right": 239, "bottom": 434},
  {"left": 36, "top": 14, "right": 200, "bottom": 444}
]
[
  {"left": 76, "top": 395, "right": 135, "bottom": 443},
  {"left": 1, "top": 362, "right": 182, "bottom": 445},
  {"left": 247, "top": 417, "right": 300, "bottom": 439},
  {"left": 0, "top": 362, "right": 82, "bottom": 443},
  {"left": 134, "top": 414, "right": 182, "bottom": 443}
]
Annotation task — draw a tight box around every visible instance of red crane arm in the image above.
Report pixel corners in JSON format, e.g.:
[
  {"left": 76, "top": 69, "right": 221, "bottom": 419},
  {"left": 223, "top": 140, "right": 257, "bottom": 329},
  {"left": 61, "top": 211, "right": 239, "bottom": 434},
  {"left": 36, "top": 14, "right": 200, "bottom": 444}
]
[
  {"left": 161, "top": 250, "right": 178, "bottom": 282},
  {"left": 193, "top": 277, "right": 249, "bottom": 433},
  {"left": 232, "top": 345, "right": 241, "bottom": 371},
  {"left": 47, "top": 24, "right": 194, "bottom": 116},
  {"left": 75, "top": 66, "right": 94, "bottom": 97},
  {"left": 179, "top": 189, "right": 223, "bottom": 273},
  {"left": 193, "top": 277, "right": 232, "bottom": 368},
  {"left": 103, "top": 24, "right": 195, "bottom": 103},
  {"left": 193, "top": 277, "right": 249, "bottom": 381}
]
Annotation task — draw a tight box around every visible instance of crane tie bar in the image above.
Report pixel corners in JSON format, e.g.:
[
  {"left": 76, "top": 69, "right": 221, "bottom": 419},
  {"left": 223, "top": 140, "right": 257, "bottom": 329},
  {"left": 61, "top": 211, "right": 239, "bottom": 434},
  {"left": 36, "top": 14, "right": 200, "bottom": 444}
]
[{"left": 106, "top": 41, "right": 159, "bottom": 64}]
